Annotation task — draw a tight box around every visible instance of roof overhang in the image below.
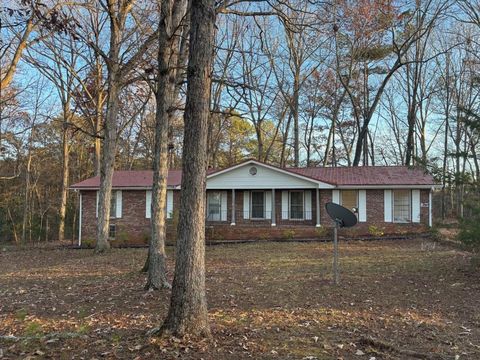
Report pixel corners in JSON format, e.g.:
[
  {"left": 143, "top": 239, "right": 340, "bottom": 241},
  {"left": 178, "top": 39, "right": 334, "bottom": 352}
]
[
  {"left": 337, "top": 184, "right": 439, "bottom": 190},
  {"left": 70, "top": 185, "right": 179, "bottom": 191}
]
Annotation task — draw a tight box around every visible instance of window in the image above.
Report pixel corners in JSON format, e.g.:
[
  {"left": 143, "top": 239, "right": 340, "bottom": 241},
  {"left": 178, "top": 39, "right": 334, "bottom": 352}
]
[
  {"left": 110, "top": 191, "right": 117, "bottom": 218},
  {"left": 96, "top": 191, "right": 118, "bottom": 218},
  {"left": 251, "top": 191, "right": 265, "bottom": 219},
  {"left": 341, "top": 190, "right": 358, "bottom": 214},
  {"left": 289, "top": 191, "right": 304, "bottom": 219},
  {"left": 207, "top": 192, "right": 222, "bottom": 221},
  {"left": 109, "top": 224, "right": 116, "bottom": 239},
  {"left": 393, "top": 190, "right": 410, "bottom": 222}
]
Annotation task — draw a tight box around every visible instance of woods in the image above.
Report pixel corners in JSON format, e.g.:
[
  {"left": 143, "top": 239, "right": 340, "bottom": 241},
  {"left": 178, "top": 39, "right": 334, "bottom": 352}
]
[
  {"left": 2, "top": 0, "right": 480, "bottom": 341},
  {"left": 3, "top": 0, "right": 480, "bottom": 243}
]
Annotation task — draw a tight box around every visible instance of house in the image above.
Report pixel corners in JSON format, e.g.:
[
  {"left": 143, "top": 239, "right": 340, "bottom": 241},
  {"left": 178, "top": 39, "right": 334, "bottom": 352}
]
[{"left": 70, "top": 159, "right": 437, "bottom": 246}]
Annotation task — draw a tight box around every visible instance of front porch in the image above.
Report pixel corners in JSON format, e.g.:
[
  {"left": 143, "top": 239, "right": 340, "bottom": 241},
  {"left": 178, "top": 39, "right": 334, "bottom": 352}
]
[{"left": 205, "top": 189, "right": 323, "bottom": 227}]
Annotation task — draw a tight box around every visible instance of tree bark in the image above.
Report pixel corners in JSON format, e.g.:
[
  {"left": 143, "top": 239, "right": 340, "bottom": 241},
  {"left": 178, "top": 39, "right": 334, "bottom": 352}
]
[
  {"left": 58, "top": 113, "right": 70, "bottom": 242},
  {"left": 95, "top": 69, "right": 120, "bottom": 253},
  {"left": 145, "top": 0, "right": 187, "bottom": 291},
  {"left": 160, "top": 0, "right": 214, "bottom": 337}
]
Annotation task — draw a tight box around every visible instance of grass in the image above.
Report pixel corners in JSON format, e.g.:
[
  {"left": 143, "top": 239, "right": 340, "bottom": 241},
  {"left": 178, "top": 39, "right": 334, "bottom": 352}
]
[{"left": 0, "top": 239, "right": 479, "bottom": 359}]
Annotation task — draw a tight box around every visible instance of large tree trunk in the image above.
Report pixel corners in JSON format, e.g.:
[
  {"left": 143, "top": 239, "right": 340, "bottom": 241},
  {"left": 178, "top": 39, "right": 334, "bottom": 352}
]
[
  {"left": 95, "top": 69, "right": 120, "bottom": 253},
  {"left": 145, "top": 0, "right": 187, "bottom": 290},
  {"left": 160, "top": 0, "right": 214, "bottom": 337}
]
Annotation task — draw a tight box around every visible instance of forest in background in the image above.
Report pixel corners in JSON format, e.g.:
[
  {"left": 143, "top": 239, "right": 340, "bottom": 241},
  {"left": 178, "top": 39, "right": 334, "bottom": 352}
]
[{"left": 1, "top": 0, "right": 480, "bottom": 244}]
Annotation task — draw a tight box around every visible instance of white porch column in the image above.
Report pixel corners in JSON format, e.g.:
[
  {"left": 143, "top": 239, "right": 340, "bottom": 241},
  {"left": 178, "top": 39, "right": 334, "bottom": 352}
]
[
  {"left": 78, "top": 192, "right": 82, "bottom": 246},
  {"left": 271, "top": 189, "right": 276, "bottom": 226},
  {"left": 231, "top": 189, "right": 236, "bottom": 226},
  {"left": 316, "top": 188, "right": 320, "bottom": 227}
]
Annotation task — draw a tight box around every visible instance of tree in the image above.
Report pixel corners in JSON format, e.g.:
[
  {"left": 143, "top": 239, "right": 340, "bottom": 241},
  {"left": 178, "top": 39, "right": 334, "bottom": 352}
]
[
  {"left": 332, "top": 0, "right": 447, "bottom": 166},
  {"left": 145, "top": 0, "right": 188, "bottom": 290},
  {"left": 79, "top": 0, "right": 159, "bottom": 253},
  {"left": 1, "top": 1, "right": 79, "bottom": 89},
  {"left": 160, "top": 0, "right": 215, "bottom": 337}
]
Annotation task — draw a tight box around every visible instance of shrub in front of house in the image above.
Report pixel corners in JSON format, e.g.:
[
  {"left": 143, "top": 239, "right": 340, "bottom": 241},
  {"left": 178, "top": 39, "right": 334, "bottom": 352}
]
[
  {"left": 368, "top": 225, "right": 385, "bottom": 237},
  {"left": 458, "top": 199, "right": 480, "bottom": 253},
  {"left": 282, "top": 229, "right": 296, "bottom": 240}
]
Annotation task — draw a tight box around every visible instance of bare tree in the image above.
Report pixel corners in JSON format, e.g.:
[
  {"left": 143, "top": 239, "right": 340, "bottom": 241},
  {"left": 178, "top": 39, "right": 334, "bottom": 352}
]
[
  {"left": 76, "top": 0, "right": 159, "bottom": 252},
  {"left": 145, "top": 0, "right": 188, "bottom": 290},
  {"left": 160, "top": 0, "right": 215, "bottom": 337}
]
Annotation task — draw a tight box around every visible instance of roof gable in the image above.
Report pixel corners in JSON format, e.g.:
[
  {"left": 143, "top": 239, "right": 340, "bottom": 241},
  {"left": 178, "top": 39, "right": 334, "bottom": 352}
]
[{"left": 206, "top": 160, "right": 334, "bottom": 189}]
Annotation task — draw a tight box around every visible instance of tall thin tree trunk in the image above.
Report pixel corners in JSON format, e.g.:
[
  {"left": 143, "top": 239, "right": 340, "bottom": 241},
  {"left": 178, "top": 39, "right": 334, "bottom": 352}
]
[
  {"left": 292, "top": 69, "right": 300, "bottom": 167},
  {"left": 58, "top": 110, "right": 70, "bottom": 241},
  {"left": 22, "top": 128, "right": 34, "bottom": 244},
  {"left": 145, "top": 0, "right": 187, "bottom": 290},
  {"left": 160, "top": 0, "right": 214, "bottom": 337},
  {"left": 94, "top": 62, "right": 103, "bottom": 176}
]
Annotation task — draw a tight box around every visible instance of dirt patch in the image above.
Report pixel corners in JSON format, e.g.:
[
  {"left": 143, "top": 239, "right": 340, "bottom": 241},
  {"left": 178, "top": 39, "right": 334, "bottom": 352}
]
[{"left": 1, "top": 239, "right": 479, "bottom": 359}]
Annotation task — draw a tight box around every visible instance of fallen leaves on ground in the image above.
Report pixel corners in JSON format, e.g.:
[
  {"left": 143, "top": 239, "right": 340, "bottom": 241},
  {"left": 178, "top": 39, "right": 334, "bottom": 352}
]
[{"left": 0, "top": 239, "right": 479, "bottom": 359}]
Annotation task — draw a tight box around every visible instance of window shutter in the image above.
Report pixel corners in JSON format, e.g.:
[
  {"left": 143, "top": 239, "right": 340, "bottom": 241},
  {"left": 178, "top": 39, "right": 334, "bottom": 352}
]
[
  {"left": 167, "top": 190, "right": 174, "bottom": 219},
  {"left": 96, "top": 191, "right": 99, "bottom": 218},
  {"left": 243, "top": 191, "right": 250, "bottom": 219},
  {"left": 358, "top": 190, "right": 366, "bottom": 222},
  {"left": 411, "top": 189, "right": 421, "bottom": 223},
  {"left": 281, "top": 191, "right": 289, "bottom": 219},
  {"left": 265, "top": 191, "right": 272, "bottom": 219},
  {"left": 384, "top": 190, "right": 392, "bottom": 222},
  {"left": 305, "top": 190, "right": 312, "bottom": 220},
  {"left": 146, "top": 191, "right": 152, "bottom": 219},
  {"left": 116, "top": 191, "right": 122, "bottom": 218},
  {"left": 221, "top": 191, "right": 228, "bottom": 221},
  {"left": 332, "top": 190, "right": 340, "bottom": 204}
]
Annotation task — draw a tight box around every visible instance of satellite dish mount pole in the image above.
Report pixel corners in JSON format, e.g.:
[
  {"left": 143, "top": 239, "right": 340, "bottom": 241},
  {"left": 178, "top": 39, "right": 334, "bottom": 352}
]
[
  {"left": 333, "top": 218, "right": 341, "bottom": 285},
  {"left": 325, "top": 202, "right": 357, "bottom": 287}
]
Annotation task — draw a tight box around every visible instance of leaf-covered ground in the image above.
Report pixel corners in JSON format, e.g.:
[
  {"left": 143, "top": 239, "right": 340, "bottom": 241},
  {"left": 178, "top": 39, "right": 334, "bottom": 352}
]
[{"left": 0, "top": 239, "right": 479, "bottom": 359}]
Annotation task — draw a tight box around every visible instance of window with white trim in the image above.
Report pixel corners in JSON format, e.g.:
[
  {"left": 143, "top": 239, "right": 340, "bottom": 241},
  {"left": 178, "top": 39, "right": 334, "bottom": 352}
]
[
  {"left": 207, "top": 192, "right": 222, "bottom": 221},
  {"left": 109, "top": 224, "right": 116, "bottom": 239},
  {"left": 289, "top": 191, "right": 304, "bottom": 220},
  {"left": 96, "top": 191, "right": 118, "bottom": 218},
  {"left": 393, "top": 190, "right": 411, "bottom": 223},
  {"left": 110, "top": 191, "right": 117, "bottom": 218},
  {"left": 251, "top": 191, "right": 265, "bottom": 219},
  {"left": 341, "top": 190, "right": 358, "bottom": 214}
]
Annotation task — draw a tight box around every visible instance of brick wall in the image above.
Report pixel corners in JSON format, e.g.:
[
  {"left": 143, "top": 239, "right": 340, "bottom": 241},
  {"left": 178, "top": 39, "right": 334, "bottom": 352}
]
[
  {"left": 80, "top": 188, "right": 431, "bottom": 245},
  {"left": 80, "top": 190, "right": 178, "bottom": 246}
]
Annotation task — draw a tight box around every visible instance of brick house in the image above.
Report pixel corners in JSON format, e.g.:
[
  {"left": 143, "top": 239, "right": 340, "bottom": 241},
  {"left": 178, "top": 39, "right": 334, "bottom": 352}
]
[{"left": 70, "top": 159, "right": 437, "bottom": 246}]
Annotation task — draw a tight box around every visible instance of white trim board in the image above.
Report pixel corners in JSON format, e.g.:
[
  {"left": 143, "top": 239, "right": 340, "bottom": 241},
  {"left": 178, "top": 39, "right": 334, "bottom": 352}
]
[{"left": 337, "top": 185, "right": 436, "bottom": 189}]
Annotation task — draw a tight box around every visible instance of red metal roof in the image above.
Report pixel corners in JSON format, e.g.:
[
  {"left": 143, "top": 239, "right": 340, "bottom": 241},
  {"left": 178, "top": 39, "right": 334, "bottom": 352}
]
[
  {"left": 288, "top": 166, "right": 435, "bottom": 186},
  {"left": 70, "top": 162, "right": 435, "bottom": 189},
  {"left": 70, "top": 170, "right": 182, "bottom": 189}
]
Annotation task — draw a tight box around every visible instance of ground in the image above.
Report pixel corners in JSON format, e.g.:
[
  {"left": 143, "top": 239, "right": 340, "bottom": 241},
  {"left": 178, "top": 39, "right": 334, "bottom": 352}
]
[{"left": 0, "top": 239, "right": 479, "bottom": 359}]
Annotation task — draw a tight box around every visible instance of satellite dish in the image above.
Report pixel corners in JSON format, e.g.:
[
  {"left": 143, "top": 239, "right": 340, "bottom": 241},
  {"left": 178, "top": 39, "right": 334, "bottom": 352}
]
[
  {"left": 325, "top": 202, "right": 357, "bottom": 228},
  {"left": 325, "top": 202, "right": 357, "bottom": 285}
]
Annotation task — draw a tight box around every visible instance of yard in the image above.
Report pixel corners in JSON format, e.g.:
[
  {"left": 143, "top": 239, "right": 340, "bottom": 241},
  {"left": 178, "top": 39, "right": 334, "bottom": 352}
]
[{"left": 0, "top": 239, "right": 479, "bottom": 359}]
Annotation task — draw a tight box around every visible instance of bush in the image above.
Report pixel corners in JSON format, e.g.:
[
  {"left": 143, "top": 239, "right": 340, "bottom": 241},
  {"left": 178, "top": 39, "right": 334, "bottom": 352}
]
[
  {"left": 282, "top": 229, "right": 295, "bottom": 240},
  {"left": 458, "top": 201, "right": 480, "bottom": 252},
  {"left": 315, "top": 226, "right": 328, "bottom": 238},
  {"left": 83, "top": 238, "right": 95, "bottom": 248},
  {"left": 368, "top": 225, "right": 384, "bottom": 237}
]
